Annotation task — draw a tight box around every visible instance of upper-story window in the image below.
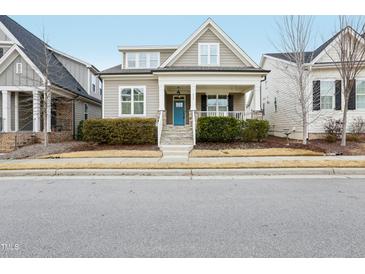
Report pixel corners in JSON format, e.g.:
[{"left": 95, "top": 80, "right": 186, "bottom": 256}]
[
  {"left": 99, "top": 79, "right": 103, "bottom": 96},
  {"left": 0, "top": 48, "right": 3, "bottom": 58},
  {"left": 199, "top": 43, "right": 219, "bottom": 66},
  {"left": 126, "top": 52, "right": 160, "bottom": 69},
  {"left": 91, "top": 74, "right": 96, "bottom": 93}
]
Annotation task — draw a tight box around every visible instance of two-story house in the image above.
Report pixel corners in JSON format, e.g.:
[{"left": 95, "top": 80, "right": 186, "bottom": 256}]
[
  {"left": 100, "top": 18, "right": 269, "bottom": 151},
  {"left": 0, "top": 15, "right": 102, "bottom": 151},
  {"left": 261, "top": 27, "right": 365, "bottom": 140}
]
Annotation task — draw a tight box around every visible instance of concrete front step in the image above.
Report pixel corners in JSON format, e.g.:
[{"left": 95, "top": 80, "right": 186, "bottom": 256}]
[{"left": 160, "top": 145, "right": 193, "bottom": 158}]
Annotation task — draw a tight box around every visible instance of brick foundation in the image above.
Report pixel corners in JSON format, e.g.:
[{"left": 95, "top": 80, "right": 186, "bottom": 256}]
[{"left": 0, "top": 131, "right": 73, "bottom": 152}]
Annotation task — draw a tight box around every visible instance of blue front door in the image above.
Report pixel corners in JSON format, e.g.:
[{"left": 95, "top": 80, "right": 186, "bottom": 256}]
[{"left": 173, "top": 99, "right": 185, "bottom": 126}]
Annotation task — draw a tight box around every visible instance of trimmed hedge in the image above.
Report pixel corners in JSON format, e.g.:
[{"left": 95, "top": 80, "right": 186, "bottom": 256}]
[
  {"left": 82, "top": 118, "right": 157, "bottom": 145},
  {"left": 197, "top": 116, "right": 270, "bottom": 143},
  {"left": 241, "top": 119, "right": 270, "bottom": 142},
  {"left": 76, "top": 120, "right": 85, "bottom": 141},
  {"left": 197, "top": 116, "right": 241, "bottom": 142}
]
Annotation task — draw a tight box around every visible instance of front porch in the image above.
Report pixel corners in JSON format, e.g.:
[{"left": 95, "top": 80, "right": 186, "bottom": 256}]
[
  {"left": 157, "top": 77, "right": 263, "bottom": 147},
  {"left": 0, "top": 88, "right": 73, "bottom": 151}
]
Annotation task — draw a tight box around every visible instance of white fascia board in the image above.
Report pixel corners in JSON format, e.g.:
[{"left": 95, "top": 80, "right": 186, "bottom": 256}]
[
  {"left": 118, "top": 45, "right": 178, "bottom": 51},
  {"left": 0, "top": 21, "right": 22, "bottom": 47}
]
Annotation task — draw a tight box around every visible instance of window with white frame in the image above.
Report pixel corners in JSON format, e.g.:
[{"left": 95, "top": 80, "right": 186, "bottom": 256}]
[
  {"left": 120, "top": 86, "right": 145, "bottom": 115},
  {"left": 356, "top": 80, "right": 365, "bottom": 109},
  {"left": 126, "top": 52, "right": 160, "bottom": 68},
  {"left": 84, "top": 103, "right": 89, "bottom": 120},
  {"left": 199, "top": 43, "right": 219, "bottom": 66},
  {"left": 99, "top": 79, "right": 103, "bottom": 95},
  {"left": 91, "top": 75, "right": 96, "bottom": 93},
  {"left": 15, "top": 62, "right": 22, "bottom": 74},
  {"left": 320, "top": 81, "right": 335, "bottom": 110},
  {"left": 207, "top": 94, "right": 228, "bottom": 112}
]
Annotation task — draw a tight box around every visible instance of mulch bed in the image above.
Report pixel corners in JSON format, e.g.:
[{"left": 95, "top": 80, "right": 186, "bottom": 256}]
[{"left": 195, "top": 136, "right": 365, "bottom": 155}]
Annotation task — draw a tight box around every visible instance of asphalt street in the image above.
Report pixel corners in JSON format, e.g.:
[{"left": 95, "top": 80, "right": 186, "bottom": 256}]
[{"left": 1, "top": 175, "right": 365, "bottom": 257}]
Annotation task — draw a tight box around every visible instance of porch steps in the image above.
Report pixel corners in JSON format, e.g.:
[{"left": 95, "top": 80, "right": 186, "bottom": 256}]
[{"left": 160, "top": 125, "right": 194, "bottom": 158}]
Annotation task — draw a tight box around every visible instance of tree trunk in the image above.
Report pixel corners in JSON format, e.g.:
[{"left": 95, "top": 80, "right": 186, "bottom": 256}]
[
  {"left": 302, "top": 112, "right": 308, "bottom": 145},
  {"left": 43, "top": 91, "right": 48, "bottom": 148},
  {"left": 341, "top": 96, "right": 348, "bottom": 147}
]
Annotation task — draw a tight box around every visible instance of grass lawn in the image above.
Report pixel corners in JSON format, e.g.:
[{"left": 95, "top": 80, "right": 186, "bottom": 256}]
[
  {"left": 191, "top": 148, "right": 323, "bottom": 157},
  {"left": 42, "top": 150, "right": 162, "bottom": 159}
]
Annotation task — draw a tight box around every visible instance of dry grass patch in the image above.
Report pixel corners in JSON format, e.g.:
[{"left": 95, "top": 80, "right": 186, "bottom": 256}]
[
  {"left": 0, "top": 159, "right": 365, "bottom": 170},
  {"left": 41, "top": 150, "right": 162, "bottom": 159},
  {"left": 191, "top": 148, "right": 323, "bottom": 157}
]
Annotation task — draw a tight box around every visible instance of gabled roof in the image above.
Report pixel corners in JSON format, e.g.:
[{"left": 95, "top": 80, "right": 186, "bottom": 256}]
[
  {"left": 161, "top": 18, "right": 259, "bottom": 68},
  {"left": 263, "top": 27, "right": 350, "bottom": 65},
  {"left": 0, "top": 16, "right": 100, "bottom": 103}
]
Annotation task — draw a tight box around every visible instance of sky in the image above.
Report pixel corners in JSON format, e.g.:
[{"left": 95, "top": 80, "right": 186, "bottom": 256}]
[{"left": 11, "top": 15, "right": 339, "bottom": 70}]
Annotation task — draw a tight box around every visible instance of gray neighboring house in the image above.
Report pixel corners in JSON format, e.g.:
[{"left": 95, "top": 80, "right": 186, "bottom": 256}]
[
  {"left": 100, "top": 18, "right": 269, "bottom": 152},
  {"left": 0, "top": 15, "right": 102, "bottom": 151}
]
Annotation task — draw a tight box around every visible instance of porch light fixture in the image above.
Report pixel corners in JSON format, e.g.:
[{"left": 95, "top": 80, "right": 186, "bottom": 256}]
[{"left": 176, "top": 86, "right": 181, "bottom": 96}]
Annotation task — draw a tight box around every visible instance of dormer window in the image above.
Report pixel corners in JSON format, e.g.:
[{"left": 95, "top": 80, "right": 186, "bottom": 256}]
[
  {"left": 199, "top": 43, "right": 219, "bottom": 66},
  {"left": 126, "top": 52, "right": 160, "bottom": 69}
]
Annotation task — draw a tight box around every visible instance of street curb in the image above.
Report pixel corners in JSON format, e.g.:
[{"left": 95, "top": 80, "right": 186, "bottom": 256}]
[{"left": 0, "top": 168, "right": 365, "bottom": 177}]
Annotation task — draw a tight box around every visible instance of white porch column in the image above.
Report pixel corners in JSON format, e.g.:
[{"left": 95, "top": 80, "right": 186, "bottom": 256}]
[
  {"left": 46, "top": 92, "right": 51, "bottom": 132},
  {"left": 158, "top": 82, "right": 165, "bottom": 111},
  {"left": 190, "top": 83, "right": 196, "bottom": 111},
  {"left": 253, "top": 82, "right": 261, "bottom": 111},
  {"left": 14, "top": 92, "right": 19, "bottom": 131},
  {"left": 32, "top": 90, "right": 40, "bottom": 132},
  {"left": 1, "top": 90, "right": 10, "bottom": 132}
]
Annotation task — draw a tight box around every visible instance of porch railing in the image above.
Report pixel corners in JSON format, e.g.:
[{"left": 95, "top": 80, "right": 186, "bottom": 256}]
[{"left": 195, "top": 111, "right": 250, "bottom": 120}]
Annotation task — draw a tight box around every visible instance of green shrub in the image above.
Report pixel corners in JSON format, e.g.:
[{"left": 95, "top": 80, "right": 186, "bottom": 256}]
[
  {"left": 82, "top": 118, "right": 157, "bottom": 145},
  {"left": 241, "top": 119, "right": 270, "bottom": 142},
  {"left": 197, "top": 116, "right": 241, "bottom": 142},
  {"left": 76, "top": 120, "right": 85, "bottom": 141}
]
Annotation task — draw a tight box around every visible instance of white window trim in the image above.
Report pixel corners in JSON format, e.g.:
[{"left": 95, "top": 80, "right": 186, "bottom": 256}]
[
  {"left": 125, "top": 52, "right": 160, "bottom": 69},
  {"left": 319, "top": 80, "right": 335, "bottom": 110},
  {"left": 15, "top": 62, "right": 22, "bottom": 74},
  {"left": 356, "top": 78, "right": 365, "bottom": 110},
  {"left": 198, "top": 43, "right": 220, "bottom": 66},
  {"left": 206, "top": 94, "right": 228, "bottom": 112},
  {"left": 91, "top": 74, "right": 96, "bottom": 93},
  {"left": 118, "top": 86, "right": 147, "bottom": 117}
]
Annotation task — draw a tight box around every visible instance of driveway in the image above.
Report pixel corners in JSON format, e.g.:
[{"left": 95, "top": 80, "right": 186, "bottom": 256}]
[{"left": 1, "top": 176, "right": 365, "bottom": 257}]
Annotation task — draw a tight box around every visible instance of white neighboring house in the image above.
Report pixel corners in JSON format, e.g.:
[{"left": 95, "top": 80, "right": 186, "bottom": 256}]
[{"left": 261, "top": 28, "right": 365, "bottom": 140}]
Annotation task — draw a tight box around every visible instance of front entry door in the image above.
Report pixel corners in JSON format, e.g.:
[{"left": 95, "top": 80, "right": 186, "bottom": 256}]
[{"left": 173, "top": 97, "right": 185, "bottom": 126}]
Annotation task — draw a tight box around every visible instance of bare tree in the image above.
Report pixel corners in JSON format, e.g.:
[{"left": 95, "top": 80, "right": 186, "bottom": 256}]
[
  {"left": 274, "top": 16, "right": 316, "bottom": 144},
  {"left": 324, "top": 16, "right": 365, "bottom": 146}
]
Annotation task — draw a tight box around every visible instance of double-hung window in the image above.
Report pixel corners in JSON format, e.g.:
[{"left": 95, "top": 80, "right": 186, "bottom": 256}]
[
  {"left": 91, "top": 75, "right": 96, "bottom": 93},
  {"left": 199, "top": 43, "right": 219, "bottom": 66},
  {"left": 126, "top": 52, "right": 160, "bottom": 68},
  {"left": 207, "top": 94, "right": 228, "bottom": 112},
  {"left": 120, "top": 86, "right": 145, "bottom": 116},
  {"left": 84, "top": 104, "right": 89, "bottom": 120},
  {"left": 320, "top": 81, "right": 335, "bottom": 110},
  {"left": 356, "top": 80, "right": 365, "bottom": 109}
]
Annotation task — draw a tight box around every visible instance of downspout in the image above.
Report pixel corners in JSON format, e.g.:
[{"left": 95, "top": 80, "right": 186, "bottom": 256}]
[{"left": 260, "top": 75, "right": 267, "bottom": 112}]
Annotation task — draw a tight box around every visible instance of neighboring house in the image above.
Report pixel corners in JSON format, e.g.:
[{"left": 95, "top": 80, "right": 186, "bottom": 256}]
[
  {"left": 261, "top": 27, "right": 365, "bottom": 140},
  {"left": 0, "top": 16, "right": 102, "bottom": 151},
  {"left": 100, "top": 18, "right": 269, "bottom": 149}
]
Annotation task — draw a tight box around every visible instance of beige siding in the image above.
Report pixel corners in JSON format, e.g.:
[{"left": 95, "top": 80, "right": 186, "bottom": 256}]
[
  {"left": 173, "top": 29, "right": 246, "bottom": 67},
  {"left": 103, "top": 78, "right": 159, "bottom": 119},
  {"left": 0, "top": 54, "right": 42, "bottom": 86},
  {"left": 233, "top": 93, "right": 245, "bottom": 111},
  {"left": 160, "top": 49, "right": 175, "bottom": 64}
]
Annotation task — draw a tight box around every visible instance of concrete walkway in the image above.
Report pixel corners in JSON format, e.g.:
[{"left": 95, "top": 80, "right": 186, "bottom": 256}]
[{"left": 1, "top": 155, "right": 365, "bottom": 165}]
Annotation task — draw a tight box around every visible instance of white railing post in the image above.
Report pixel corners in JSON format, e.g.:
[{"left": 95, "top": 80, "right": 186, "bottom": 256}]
[
  {"left": 1, "top": 90, "right": 10, "bottom": 132},
  {"left": 192, "top": 110, "right": 196, "bottom": 145},
  {"left": 157, "top": 111, "right": 163, "bottom": 147}
]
